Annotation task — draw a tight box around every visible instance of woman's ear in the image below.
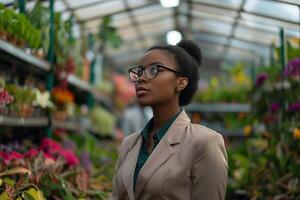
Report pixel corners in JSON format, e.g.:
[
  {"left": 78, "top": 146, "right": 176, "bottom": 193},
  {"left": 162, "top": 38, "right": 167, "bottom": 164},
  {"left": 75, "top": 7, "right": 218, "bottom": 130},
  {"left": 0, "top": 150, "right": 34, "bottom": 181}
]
[{"left": 176, "top": 77, "right": 188, "bottom": 92}]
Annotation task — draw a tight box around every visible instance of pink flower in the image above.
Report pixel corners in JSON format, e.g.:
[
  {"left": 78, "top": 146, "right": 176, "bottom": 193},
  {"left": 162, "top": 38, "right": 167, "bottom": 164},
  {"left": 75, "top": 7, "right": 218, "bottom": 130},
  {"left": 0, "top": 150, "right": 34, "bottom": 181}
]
[
  {"left": 43, "top": 152, "right": 56, "bottom": 161},
  {"left": 24, "top": 148, "right": 39, "bottom": 158},
  {"left": 59, "top": 149, "right": 79, "bottom": 166},
  {"left": 0, "top": 151, "right": 23, "bottom": 165},
  {"left": 255, "top": 73, "right": 268, "bottom": 87},
  {"left": 40, "top": 138, "right": 63, "bottom": 154},
  {"left": 288, "top": 102, "right": 300, "bottom": 112},
  {"left": 270, "top": 102, "right": 280, "bottom": 113}
]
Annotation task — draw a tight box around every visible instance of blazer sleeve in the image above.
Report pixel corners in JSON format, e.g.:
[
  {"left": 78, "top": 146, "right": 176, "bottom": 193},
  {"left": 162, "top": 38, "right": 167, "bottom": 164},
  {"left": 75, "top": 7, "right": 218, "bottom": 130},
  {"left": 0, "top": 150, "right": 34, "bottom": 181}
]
[{"left": 191, "top": 133, "right": 228, "bottom": 200}]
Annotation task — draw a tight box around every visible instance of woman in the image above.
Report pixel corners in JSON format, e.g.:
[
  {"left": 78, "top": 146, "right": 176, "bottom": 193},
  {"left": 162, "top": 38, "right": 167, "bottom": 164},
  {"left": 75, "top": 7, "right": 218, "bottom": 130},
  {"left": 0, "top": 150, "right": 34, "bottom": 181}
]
[{"left": 110, "top": 40, "right": 228, "bottom": 200}]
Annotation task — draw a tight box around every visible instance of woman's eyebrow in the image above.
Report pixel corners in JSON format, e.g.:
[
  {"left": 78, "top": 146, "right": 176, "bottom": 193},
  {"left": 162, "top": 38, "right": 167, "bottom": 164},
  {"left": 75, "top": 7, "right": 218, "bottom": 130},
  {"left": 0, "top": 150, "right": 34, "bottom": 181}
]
[{"left": 142, "top": 62, "right": 164, "bottom": 66}]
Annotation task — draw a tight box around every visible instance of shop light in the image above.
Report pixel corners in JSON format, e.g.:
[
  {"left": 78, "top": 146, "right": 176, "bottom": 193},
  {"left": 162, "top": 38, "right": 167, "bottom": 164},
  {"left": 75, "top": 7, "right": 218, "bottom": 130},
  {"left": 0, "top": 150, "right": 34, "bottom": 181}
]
[
  {"left": 166, "top": 30, "right": 182, "bottom": 45},
  {"left": 159, "top": 0, "right": 179, "bottom": 8}
]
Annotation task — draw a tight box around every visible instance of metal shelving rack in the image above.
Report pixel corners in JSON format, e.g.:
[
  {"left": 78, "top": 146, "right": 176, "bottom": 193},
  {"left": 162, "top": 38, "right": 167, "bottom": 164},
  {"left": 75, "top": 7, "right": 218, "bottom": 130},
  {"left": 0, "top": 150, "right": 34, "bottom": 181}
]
[
  {"left": 185, "top": 103, "right": 251, "bottom": 113},
  {"left": 185, "top": 103, "right": 250, "bottom": 137},
  {"left": 0, "top": 42, "right": 107, "bottom": 135},
  {"left": 0, "top": 115, "right": 48, "bottom": 127}
]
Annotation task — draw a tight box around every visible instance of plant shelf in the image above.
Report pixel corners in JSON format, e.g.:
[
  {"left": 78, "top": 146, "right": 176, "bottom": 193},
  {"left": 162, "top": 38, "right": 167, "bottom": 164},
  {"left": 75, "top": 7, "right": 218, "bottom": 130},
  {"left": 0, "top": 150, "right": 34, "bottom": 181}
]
[
  {"left": 67, "top": 74, "right": 110, "bottom": 104},
  {"left": 185, "top": 103, "right": 250, "bottom": 113},
  {"left": 52, "top": 118, "right": 79, "bottom": 131},
  {"left": 0, "top": 115, "right": 48, "bottom": 127},
  {"left": 0, "top": 39, "right": 50, "bottom": 72}
]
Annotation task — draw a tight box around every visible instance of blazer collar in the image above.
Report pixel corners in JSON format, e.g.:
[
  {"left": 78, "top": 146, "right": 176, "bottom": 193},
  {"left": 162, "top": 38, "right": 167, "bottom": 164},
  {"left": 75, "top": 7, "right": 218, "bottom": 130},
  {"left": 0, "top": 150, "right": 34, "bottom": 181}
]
[{"left": 134, "top": 110, "right": 191, "bottom": 199}]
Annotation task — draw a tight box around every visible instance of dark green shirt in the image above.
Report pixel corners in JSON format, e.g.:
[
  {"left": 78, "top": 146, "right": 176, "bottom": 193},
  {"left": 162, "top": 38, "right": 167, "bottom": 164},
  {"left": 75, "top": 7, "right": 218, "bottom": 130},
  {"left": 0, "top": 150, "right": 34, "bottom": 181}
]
[{"left": 133, "top": 109, "right": 182, "bottom": 190}]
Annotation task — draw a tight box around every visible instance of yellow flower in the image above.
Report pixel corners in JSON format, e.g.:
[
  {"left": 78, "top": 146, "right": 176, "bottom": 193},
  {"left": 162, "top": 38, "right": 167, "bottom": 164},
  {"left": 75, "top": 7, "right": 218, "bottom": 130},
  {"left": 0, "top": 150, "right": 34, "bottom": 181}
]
[
  {"left": 243, "top": 125, "right": 252, "bottom": 137},
  {"left": 293, "top": 128, "right": 300, "bottom": 139}
]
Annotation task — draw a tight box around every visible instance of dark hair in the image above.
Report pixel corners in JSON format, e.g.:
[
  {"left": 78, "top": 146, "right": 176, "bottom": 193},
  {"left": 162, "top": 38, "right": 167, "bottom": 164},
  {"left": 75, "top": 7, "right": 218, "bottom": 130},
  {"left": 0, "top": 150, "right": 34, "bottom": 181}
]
[{"left": 147, "top": 40, "right": 201, "bottom": 106}]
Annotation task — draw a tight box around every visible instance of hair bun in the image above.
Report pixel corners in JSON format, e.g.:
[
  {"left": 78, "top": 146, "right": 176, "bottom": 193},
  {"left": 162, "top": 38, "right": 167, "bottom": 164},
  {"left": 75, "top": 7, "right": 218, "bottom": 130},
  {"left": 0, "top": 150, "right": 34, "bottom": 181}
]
[{"left": 177, "top": 40, "right": 202, "bottom": 65}]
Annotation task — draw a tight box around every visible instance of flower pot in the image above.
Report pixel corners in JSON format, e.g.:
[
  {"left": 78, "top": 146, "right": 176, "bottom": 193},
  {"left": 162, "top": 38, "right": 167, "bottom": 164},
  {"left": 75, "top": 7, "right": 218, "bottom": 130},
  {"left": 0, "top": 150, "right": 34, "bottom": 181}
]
[
  {"left": 16, "top": 39, "right": 25, "bottom": 48},
  {"left": 7, "top": 34, "right": 18, "bottom": 46},
  {"left": 0, "top": 31, "right": 8, "bottom": 40}
]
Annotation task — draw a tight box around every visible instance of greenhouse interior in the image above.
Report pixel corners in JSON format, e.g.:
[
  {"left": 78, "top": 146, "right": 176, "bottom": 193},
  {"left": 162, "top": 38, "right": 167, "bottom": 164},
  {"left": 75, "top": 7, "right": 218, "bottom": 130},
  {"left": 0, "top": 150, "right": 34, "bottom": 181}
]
[{"left": 0, "top": 0, "right": 299, "bottom": 199}]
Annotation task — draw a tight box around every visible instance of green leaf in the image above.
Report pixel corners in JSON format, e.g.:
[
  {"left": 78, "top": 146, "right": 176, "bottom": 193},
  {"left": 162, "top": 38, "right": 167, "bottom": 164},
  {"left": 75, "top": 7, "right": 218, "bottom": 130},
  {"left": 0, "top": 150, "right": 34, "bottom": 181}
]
[
  {"left": 0, "top": 191, "right": 9, "bottom": 200},
  {"left": 2, "top": 177, "right": 15, "bottom": 186},
  {"left": 0, "top": 178, "right": 2, "bottom": 186},
  {"left": 289, "top": 164, "right": 300, "bottom": 177},
  {"left": 23, "top": 191, "right": 35, "bottom": 200}
]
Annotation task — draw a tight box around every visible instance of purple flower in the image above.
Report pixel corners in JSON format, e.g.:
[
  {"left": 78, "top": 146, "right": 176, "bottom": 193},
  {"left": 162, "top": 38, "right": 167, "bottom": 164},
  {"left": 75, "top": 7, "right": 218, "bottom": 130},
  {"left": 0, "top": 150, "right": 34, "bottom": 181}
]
[
  {"left": 255, "top": 73, "right": 268, "bottom": 87},
  {"left": 63, "top": 140, "right": 76, "bottom": 151},
  {"left": 284, "top": 58, "right": 300, "bottom": 78},
  {"left": 80, "top": 151, "right": 92, "bottom": 174},
  {"left": 288, "top": 102, "right": 300, "bottom": 112},
  {"left": 270, "top": 102, "right": 280, "bottom": 113}
]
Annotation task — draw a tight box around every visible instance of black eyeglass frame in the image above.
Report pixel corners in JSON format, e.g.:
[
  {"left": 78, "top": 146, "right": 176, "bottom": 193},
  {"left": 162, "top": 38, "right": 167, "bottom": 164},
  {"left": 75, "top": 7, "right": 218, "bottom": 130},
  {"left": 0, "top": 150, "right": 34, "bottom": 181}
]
[{"left": 128, "top": 64, "right": 179, "bottom": 82}]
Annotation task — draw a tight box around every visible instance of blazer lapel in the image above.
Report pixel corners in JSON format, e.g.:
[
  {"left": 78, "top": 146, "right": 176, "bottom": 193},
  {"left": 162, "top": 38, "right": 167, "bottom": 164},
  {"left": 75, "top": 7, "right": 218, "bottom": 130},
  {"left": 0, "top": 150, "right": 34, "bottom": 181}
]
[
  {"left": 122, "top": 135, "right": 142, "bottom": 200},
  {"left": 134, "top": 110, "right": 191, "bottom": 199}
]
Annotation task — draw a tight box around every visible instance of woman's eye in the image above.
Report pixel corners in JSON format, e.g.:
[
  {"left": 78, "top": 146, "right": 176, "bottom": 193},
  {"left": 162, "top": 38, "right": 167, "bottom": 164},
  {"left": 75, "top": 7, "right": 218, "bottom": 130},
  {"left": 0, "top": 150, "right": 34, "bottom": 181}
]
[{"left": 148, "top": 66, "right": 157, "bottom": 74}]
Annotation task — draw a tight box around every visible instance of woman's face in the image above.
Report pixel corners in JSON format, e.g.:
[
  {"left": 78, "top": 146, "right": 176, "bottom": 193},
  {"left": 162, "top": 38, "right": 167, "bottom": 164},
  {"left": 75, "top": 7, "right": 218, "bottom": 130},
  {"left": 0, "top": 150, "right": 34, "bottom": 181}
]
[{"left": 135, "top": 49, "right": 180, "bottom": 107}]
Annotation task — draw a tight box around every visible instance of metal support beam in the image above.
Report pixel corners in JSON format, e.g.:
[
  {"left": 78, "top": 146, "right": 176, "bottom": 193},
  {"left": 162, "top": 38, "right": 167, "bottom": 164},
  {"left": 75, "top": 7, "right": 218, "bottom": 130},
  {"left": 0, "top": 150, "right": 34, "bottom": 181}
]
[
  {"left": 122, "top": 0, "right": 147, "bottom": 49},
  {"left": 280, "top": 27, "right": 287, "bottom": 71},
  {"left": 18, "top": 0, "right": 25, "bottom": 13},
  {"left": 220, "top": 0, "right": 247, "bottom": 62},
  {"left": 78, "top": 1, "right": 158, "bottom": 23},
  {"left": 46, "top": 0, "right": 55, "bottom": 138}
]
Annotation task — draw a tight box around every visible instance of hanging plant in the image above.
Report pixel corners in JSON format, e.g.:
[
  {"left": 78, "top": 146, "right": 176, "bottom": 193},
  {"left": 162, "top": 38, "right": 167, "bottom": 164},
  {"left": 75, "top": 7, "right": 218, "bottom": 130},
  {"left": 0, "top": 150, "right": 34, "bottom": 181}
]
[{"left": 98, "top": 15, "right": 123, "bottom": 51}]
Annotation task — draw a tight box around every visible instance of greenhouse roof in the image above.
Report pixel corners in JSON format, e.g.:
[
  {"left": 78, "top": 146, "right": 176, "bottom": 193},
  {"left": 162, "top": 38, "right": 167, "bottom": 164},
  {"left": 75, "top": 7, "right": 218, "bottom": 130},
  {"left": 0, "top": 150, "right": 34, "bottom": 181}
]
[{"left": 3, "top": 0, "right": 300, "bottom": 71}]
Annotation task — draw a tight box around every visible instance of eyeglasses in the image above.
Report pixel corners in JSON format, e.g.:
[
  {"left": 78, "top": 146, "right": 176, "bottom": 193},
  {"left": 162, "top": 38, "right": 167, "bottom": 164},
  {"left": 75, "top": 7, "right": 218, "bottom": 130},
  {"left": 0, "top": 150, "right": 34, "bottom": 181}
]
[{"left": 128, "top": 64, "right": 179, "bottom": 82}]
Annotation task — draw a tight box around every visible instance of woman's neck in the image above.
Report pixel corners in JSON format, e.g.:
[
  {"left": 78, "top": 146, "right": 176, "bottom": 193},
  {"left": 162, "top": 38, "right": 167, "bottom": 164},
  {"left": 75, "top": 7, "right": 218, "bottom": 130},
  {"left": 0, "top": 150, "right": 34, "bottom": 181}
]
[{"left": 151, "top": 101, "right": 180, "bottom": 132}]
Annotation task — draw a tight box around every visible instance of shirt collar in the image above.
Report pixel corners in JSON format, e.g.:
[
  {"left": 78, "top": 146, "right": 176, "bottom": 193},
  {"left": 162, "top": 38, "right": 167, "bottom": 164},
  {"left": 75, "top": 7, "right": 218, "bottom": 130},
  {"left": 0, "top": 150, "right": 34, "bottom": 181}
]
[{"left": 141, "top": 109, "right": 182, "bottom": 142}]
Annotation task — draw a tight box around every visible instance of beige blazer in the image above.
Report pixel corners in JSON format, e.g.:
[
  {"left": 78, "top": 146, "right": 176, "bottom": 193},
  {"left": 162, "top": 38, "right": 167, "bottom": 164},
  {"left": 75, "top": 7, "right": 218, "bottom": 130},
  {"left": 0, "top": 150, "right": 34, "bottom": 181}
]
[{"left": 110, "top": 110, "right": 228, "bottom": 200}]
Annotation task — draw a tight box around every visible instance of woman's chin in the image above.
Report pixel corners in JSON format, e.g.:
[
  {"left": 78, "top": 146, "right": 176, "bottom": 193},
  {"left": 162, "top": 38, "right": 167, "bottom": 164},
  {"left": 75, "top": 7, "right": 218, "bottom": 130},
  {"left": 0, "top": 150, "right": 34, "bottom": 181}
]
[{"left": 137, "top": 97, "right": 152, "bottom": 107}]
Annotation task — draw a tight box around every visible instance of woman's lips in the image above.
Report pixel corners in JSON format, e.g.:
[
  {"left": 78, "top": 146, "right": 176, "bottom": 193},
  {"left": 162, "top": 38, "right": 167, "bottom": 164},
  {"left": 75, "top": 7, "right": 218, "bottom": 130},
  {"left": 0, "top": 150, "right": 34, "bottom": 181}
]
[{"left": 136, "top": 86, "right": 150, "bottom": 97}]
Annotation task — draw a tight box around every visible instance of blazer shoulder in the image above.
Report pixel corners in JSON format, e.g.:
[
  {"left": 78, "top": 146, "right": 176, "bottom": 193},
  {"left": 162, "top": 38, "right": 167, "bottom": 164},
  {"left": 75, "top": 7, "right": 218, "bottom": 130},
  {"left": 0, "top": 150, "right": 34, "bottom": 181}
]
[{"left": 188, "top": 123, "right": 224, "bottom": 146}]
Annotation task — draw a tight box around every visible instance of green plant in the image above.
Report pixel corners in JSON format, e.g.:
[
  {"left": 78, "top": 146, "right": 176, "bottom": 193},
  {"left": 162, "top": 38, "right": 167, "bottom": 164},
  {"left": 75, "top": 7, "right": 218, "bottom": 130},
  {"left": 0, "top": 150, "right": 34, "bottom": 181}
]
[
  {"left": 227, "top": 57, "right": 300, "bottom": 199},
  {"left": 98, "top": 15, "right": 123, "bottom": 50},
  {"left": 0, "top": 172, "right": 45, "bottom": 200}
]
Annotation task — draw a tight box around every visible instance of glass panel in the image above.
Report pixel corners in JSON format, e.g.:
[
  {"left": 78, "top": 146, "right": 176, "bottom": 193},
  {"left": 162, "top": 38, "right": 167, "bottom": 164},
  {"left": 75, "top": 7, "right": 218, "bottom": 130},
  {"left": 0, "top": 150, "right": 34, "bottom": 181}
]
[
  {"left": 193, "top": 0, "right": 243, "bottom": 9},
  {"left": 134, "top": 8, "right": 171, "bottom": 23},
  {"left": 132, "top": 4, "right": 164, "bottom": 16},
  {"left": 194, "top": 33, "right": 229, "bottom": 45},
  {"left": 138, "top": 18, "right": 173, "bottom": 35},
  {"left": 244, "top": 0, "right": 299, "bottom": 23},
  {"left": 54, "top": 0, "right": 67, "bottom": 12},
  {"left": 191, "top": 9, "right": 235, "bottom": 23},
  {"left": 66, "top": 0, "right": 107, "bottom": 9},
  {"left": 62, "top": 11, "right": 72, "bottom": 21},
  {"left": 241, "top": 13, "right": 299, "bottom": 33},
  {"left": 85, "top": 19, "right": 102, "bottom": 33},
  {"left": 230, "top": 39, "right": 270, "bottom": 58},
  {"left": 192, "top": 19, "right": 233, "bottom": 36},
  {"left": 196, "top": 41, "right": 224, "bottom": 57},
  {"left": 112, "top": 13, "right": 131, "bottom": 28},
  {"left": 75, "top": 1, "right": 125, "bottom": 20},
  {"left": 193, "top": 3, "right": 238, "bottom": 18},
  {"left": 127, "top": 0, "right": 148, "bottom": 8},
  {"left": 118, "top": 28, "right": 138, "bottom": 40},
  {"left": 234, "top": 26, "right": 278, "bottom": 46},
  {"left": 73, "top": 23, "right": 81, "bottom": 38},
  {"left": 226, "top": 48, "right": 256, "bottom": 62},
  {"left": 238, "top": 19, "right": 279, "bottom": 34},
  {"left": 279, "top": 0, "right": 300, "bottom": 5}
]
